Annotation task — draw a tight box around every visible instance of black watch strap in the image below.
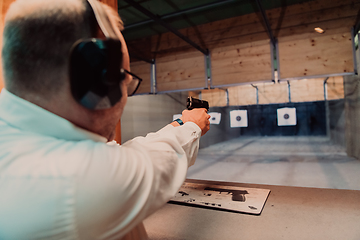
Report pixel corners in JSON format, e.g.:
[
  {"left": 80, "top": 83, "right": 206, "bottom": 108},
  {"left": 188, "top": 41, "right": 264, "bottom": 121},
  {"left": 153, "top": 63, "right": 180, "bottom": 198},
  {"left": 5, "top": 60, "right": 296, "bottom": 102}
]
[{"left": 174, "top": 118, "right": 184, "bottom": 125}]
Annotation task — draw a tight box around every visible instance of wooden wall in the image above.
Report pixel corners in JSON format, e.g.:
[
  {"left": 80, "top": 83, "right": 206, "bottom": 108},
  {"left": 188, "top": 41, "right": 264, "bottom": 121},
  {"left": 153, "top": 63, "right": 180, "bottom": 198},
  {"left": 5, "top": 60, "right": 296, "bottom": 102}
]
[
  {"left": 130, "top": 61, "right": 152, "bottom": 94},
  {"left": 200, "top": 89, "right": 227, "bottom": 107},
  {"left": 128, "top": 0, "right": 358, "bottom": 92},
  {"left": 228, "top": 84, "right": 257, "bottom": 106},
  {"left": 191, "top": 76, "right": 344, "bottom": 108},
  {"left": 211, "top": 40, "right": 272, "bottom": 87},
  {"left": 156, "top": 51, "right": 206, "bottom": 92},
  {"left": 276, "top": 1, "right": 357, "bottom": 79},
  {"left": 327, "top": 76, "right": 345, "bottom": 100},
  {"left": 290, "top": 78, "right": 324, "bottom": 103}
]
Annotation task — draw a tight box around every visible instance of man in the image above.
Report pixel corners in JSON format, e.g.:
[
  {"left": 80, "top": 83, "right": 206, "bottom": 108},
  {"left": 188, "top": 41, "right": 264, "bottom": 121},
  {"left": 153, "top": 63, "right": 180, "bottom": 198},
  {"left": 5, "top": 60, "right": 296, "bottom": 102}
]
[{"left": 0, "top": 0, "right": 210, "bottom": 239}]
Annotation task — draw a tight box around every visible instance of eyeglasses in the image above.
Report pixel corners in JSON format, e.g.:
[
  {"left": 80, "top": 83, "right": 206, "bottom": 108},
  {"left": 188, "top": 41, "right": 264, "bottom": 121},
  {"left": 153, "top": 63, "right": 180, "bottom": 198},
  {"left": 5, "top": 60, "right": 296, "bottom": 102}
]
[{"left": 123, "top": 69, "right": 142, "bottom": 96}]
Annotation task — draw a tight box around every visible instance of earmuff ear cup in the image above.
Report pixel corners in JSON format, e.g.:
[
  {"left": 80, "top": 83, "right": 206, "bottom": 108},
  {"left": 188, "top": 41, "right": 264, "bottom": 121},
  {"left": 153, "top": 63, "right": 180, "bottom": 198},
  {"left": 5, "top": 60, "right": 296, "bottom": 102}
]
[{"left": 69, "top": 38, "right": 124, "bottom": 110}]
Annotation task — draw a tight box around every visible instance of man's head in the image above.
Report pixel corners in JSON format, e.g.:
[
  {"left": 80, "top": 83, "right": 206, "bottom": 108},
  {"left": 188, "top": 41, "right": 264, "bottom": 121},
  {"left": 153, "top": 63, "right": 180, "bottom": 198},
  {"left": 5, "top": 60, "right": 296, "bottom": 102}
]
[
  {"left": 2, "top": 0, "right": 132, "bottom": 141},
  {"left": 3, "top": 0, "right": 96, "bottom": 96}
]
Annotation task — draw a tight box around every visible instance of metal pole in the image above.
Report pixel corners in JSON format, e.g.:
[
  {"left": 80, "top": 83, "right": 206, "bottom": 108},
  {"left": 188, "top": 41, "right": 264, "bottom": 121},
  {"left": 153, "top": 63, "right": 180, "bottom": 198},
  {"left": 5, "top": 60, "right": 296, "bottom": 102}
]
[
  {"left": 270, "top": 41, "right": 275, "bottom": 81},
  {"left": 151, "top": 59, "right": 156, "bottom": 94},
  {"left": 351, "top": 27, "right": 358, "bottom": 75},
  {"left": 255, "top": 0, "right": 276, "bottom": 48},
  {"left": 205, "top": 51, "right": 212, "bottom": 89},
  {"left": 323, "top": 77, "right": 330, "bottom": 138},
  {"left": 226, "top": 89, "right": 229, "bottom": 106},
  {"left": 275, "top": 40, "right": 281, "bottom": 81},
  {"left": 251, "top": 84, "right": 259, "bottom": 104},
  {"left": 323, "top": 77, "right": 329, "bottom": 101},
  {"left": 287, "top": 81, "right": 291, "bottom": 102}
]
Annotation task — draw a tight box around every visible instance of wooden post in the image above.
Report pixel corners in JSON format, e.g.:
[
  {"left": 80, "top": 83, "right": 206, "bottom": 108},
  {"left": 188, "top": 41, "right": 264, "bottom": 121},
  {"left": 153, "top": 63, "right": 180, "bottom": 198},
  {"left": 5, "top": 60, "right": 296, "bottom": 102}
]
[{"left": 0, "top": 0, "right": 16, "bottom": 90}]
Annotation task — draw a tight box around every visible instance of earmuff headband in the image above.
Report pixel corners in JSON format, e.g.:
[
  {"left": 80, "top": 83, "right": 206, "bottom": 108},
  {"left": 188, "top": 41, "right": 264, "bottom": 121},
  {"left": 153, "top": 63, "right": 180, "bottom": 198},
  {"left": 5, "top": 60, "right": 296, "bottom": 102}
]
[
  {"left": 69, "top": 0, "right": 125, "bottom": 110},
  {"left": 86, "top": 0, "right": 118, "bottom": 39}
]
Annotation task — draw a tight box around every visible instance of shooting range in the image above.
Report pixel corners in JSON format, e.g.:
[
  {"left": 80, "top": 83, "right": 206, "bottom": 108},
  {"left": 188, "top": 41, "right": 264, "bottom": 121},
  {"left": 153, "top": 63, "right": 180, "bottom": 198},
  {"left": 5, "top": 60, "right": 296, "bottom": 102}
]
[{"left": 1, "top": 0, "right": 360, "bottom": 239}]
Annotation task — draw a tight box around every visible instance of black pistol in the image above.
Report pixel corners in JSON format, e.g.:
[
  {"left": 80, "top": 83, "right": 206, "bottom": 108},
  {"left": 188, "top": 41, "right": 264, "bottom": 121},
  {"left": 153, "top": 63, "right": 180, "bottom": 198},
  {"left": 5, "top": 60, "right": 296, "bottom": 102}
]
[{"left": 187, "top": 97, "right": 209, "bottom": 111}]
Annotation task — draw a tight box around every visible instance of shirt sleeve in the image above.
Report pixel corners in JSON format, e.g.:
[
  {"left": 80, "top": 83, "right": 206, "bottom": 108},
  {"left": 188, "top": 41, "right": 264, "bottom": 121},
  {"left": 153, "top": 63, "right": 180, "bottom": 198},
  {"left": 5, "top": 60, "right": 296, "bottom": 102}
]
[{"left": 75, "top": 122, "right": 201, "bottom": 239}]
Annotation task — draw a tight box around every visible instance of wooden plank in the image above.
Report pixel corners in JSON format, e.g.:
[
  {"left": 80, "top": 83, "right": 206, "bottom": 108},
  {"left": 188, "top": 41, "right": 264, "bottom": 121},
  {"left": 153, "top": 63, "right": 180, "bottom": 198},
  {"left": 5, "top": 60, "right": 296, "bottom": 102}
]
[
  {"left": 270, "top": 3, "right": 358, "bottom": 30},
  {"left": 257, "top": 82, "right": 289, "bottom": 104},
  {"left": 327, "top": 76, "right": 344, "bottom": 100},
  {"left": 188, "top": 91, "right": 200, "bottom": 99},
  {"left": 149, "top": 14, "right": 355, "bottom": 59},
  {"left": 228, "top": 84, "right": 257, "bottom": 106},
  {"left": 151, "top": 21, "right": 267, "bottom": 52},
  {"left": 210, "top": 39, "right": 270, "bottom": 55},
  {"left": 289, "top": 78, "right": 325, "bottom": 102},
  {"left": 277, "top": 17, "right": 355, "bottom": 42},
  {"left": 202, "top": 77, "right": 344, "bottom": 107},
  {"left": 156, "top": 52, "right": 206, "bottom": 92},
  {"left": 150, "top": 0, "right": 358, "bottom": 44},
  {"left": 212, "top": 41, "right": 272, "bottom": 86},
  {"left": 149, "top": 0, "right": 358, "bottom": 53},
  {"left": 0, "top": 0, "right": 16, "bottom": 90},
  {"left": 152, "top": 15, "right": 355, "bottom": 54},
  {"left": 207, "top": 32, "right": 271, "bottom": 51},
  {"left": 271, "top": 0, "right": 359, "bottom": 18},
  {"left": 212, "top": 58, "right": 271, "bottom": 76},
  {"left": 279, "top": 32, "right": 354, "bottom": 79},
  {"left": 156, "top": 50, "right": 204, "bottom": 63},
  {"left": 130, "top": 61, "right": 151, "bottom": 94},
  {"left": 157, "top": 78, "right": 205, "bottom": 92},
  {"left": 213, "top": 72, "right": 272, "bottom": 87},
  {"left": 211, "top": 44, "right": 270, "bottom": 64},
  {"left": 200, "top": 89, "right": 227, "bottom": 107}
]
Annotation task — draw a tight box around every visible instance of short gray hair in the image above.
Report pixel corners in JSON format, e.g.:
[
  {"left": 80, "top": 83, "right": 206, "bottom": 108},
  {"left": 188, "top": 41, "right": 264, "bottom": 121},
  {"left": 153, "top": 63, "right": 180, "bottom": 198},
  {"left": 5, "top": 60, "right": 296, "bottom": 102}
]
[{"left": 2, "top": 0, "right": 99, "bottom": 95}]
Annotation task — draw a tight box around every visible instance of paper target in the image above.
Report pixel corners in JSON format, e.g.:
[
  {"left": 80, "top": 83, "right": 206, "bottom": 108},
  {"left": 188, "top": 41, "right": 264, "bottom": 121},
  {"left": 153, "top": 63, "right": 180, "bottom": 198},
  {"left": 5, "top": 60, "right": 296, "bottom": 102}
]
[
  {"left": 230, "top": 110, "right": 248, "bottom": 128},
  {"left": 208, "top": 112, "right": 221, "bottom": 125},
  {"left": 277, "top": 107, "right": 297, "bottom": 126}
]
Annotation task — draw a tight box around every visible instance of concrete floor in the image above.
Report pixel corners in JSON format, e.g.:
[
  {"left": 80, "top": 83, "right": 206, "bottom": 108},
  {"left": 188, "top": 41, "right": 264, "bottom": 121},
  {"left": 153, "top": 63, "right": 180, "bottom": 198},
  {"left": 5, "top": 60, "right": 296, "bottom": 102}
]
[{"left": 187, "top": 136, "right": 360, "bottom": 190}]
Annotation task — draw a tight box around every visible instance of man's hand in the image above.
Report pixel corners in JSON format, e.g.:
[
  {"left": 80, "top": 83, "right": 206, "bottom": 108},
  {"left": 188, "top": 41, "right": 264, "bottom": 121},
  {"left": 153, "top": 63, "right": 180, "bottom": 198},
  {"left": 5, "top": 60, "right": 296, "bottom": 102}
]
[{"left": 174, "top": 108, "right": 210, "bottom": 136}]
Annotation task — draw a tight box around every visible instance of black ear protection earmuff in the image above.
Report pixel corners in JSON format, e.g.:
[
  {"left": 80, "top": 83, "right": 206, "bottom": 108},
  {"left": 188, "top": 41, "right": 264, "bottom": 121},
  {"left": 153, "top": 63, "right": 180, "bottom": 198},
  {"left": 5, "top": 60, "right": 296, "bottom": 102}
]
[{"left": 69, "top": 0, "right": 125, "bottom": 110}]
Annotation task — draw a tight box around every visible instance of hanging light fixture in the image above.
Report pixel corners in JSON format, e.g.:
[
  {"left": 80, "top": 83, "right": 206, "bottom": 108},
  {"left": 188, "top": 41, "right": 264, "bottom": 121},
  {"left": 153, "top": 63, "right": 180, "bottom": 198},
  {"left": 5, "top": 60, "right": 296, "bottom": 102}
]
[{"left": 314, "top": 27, "right": 325, "bottom": 34}]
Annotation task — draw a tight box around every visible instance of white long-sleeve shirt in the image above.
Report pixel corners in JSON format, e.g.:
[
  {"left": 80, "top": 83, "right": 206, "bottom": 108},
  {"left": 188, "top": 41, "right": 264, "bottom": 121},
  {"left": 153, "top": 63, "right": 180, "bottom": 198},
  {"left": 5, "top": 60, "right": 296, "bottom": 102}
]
[{"left": 0, "top": 89, "right": 201, "bottom": 240}]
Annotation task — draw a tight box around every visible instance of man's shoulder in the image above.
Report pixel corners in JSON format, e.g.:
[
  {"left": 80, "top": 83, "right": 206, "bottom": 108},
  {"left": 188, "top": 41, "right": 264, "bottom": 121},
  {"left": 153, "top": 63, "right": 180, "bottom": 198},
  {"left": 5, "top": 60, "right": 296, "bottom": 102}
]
[{"left": 0, "top": 124, "right": 109, "bottom": 177}]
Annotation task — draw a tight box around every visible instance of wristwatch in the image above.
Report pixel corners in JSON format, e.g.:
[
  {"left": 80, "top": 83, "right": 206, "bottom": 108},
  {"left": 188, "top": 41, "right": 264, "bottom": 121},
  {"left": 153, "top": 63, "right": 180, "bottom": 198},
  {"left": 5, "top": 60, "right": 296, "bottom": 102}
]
[{"left": 174, "top": 118, "right": 184, "bottom": 125}]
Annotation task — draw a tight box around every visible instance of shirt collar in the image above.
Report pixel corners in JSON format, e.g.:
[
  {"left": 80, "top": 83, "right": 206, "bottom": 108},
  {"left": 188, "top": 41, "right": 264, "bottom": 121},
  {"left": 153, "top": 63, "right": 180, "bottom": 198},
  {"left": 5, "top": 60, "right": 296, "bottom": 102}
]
[{"left": 0, "top": 89, "right": 107, "bottom": 143}]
